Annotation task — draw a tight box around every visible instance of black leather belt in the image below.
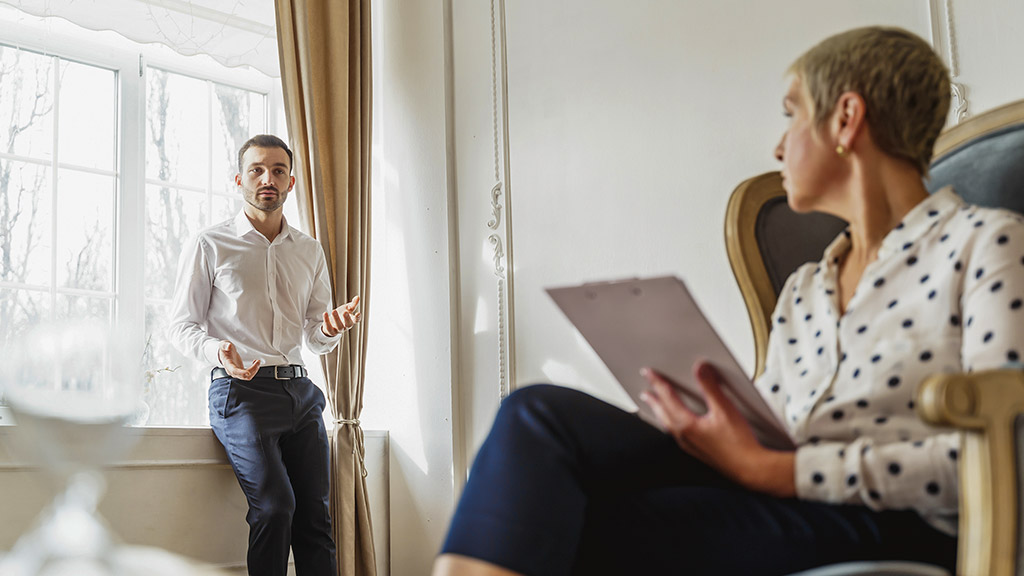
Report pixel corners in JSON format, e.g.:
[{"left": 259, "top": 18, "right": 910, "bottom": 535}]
[{"left": 211, "top": 364, "right": 307, "bottom": 381}]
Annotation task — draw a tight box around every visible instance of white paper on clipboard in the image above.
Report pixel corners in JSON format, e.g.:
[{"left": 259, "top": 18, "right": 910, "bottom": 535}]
[{"left": 546, "top": 275, "right": 795, "bottom": 451}]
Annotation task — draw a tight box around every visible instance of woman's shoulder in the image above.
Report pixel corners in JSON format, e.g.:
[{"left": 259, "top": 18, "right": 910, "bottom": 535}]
[
  {"left": 945, "top": 201, "right": 1024, "bottom": 271},
  {"left": 958, "top": 198, "right": 1024, "bottom": 222},
  {"left": 778, "top": 259, "right": 827, "bottom": 304},
  {"left": 952, "top": 201, "right": 1024, "bottom": 240}
]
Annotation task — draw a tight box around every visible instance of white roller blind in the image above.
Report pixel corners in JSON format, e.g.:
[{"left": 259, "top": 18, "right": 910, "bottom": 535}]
[{"left": 0, "top": 0, "right": 279, "bottom": 77}]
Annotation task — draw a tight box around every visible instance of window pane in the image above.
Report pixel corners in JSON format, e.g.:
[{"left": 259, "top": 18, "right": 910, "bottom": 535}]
[
  {"left": 53, "top": 295, "right": 113, "bottom": 394},
  {"left": 145, "top": 185, "right": 207, "bottom": 300},
  {"left": 0, "top": 159, "right": 52, "bottom": 287},
  {"left": 283, "top": 194, "right": 301, "bottom": 229},
  {"left": 143, "top": 68, "right": 270, "bottom": 425},
  {"left": 56, "top": 169, "right": 114, "bottom": 291},
  {"left": 55, "top": 294, "right": 111, "bottom": 324},
  {"left": 0, "top": 45, "right": 54, "bottom": 160},
  {"left": 146, "top": 68, "right": 208, "bottom": 188},
  {"left": 0, "top": 288, "right": 49, "bottom": 349},
  {"left": 213, "top": 83, "right": 266, "bottom": 194},
  {"left": 143, "top": 301, "right": 209, "bottom": 426},
  {"left": 211, "top": 193, "right": 242, "bottom": 224},
  {"left": 58, "top": 60, "right": 116, "bottom": 171}
]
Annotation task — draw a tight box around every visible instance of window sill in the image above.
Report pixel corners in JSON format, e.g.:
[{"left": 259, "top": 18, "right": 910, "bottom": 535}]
[{"left": 0, "top": 408, "right": 387, "bottom": 469}]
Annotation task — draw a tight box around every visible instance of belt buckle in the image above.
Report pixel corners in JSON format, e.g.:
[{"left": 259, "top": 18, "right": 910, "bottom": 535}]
[{"left": 274, "top": 365, "right": 290, "bottom": 380}]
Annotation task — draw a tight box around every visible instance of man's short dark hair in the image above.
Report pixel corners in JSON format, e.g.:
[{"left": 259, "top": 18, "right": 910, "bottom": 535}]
[{"left": 238, "top": 134, "right": 294, "bottom": 174}]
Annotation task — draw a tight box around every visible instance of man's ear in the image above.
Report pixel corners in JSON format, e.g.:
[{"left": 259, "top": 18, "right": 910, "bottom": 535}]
[
  {"left": 832, "top": 91, "right": 867, "bottom": 151},
  {"left": 288, "top": 175, "right": 296, "bottom": 192},
  {"left": 235, "top": 173, "right": 243, "bottom": 187}
]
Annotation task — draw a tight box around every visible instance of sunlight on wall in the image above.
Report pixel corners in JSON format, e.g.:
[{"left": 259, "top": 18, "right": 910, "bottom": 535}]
[
  {"left": 360, "top": 153, "right": 430, "bottom": 476},
  {"left": 473, "top": 295, "right": 492, "bottom": 335}
]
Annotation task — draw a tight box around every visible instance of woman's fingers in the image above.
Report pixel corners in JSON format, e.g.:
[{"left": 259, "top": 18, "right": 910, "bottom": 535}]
[
  {"left": 640, "top": 368, "right": 698, "bottom": 433},
  {"left": 692, "top": 361, "right": 745, "bottom": 421}
]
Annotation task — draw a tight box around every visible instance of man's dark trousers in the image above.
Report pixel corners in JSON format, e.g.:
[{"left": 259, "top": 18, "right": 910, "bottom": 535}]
[{"left": 209, "top": 374, "right": 337, "bottom": 576}]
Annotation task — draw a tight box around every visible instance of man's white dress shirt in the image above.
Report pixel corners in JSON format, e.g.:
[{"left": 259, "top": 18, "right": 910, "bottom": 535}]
[
  {"left": 168, "top": 211, "right": 341, "bottom": 368},
  {"left": 755, "top": 187, "right": 1024, "bottom": 534}
]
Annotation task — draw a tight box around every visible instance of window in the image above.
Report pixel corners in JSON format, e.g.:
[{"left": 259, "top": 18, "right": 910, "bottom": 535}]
[
  {"left": 0, "top": 13, "right": 285, "bottom": 426},
  {"left": 0, "top": 46, "right": 117, "bottom": 346},
  {"left": 142, "top": 67, "right": 270, "bottom": 425}
]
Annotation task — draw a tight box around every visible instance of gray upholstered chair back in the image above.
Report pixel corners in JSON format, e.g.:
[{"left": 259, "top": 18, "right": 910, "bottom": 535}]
[
  {"left": 755, "top": 198, "right": 844, "bottom": 296},
  {"left": 928, "top": 123, "right": 1024, "bottom": 212},
  {"left": 756, "top": 117, "right": 1024, "bottom": 296}
]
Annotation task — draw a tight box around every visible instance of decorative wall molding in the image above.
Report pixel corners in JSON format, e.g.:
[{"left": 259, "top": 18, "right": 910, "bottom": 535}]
[
  {"left": 487, "top": 182, "right": 502, "bottom": 230},
  {"left": 930, "top": 0, "right": 970, "bottom": 124},
  {"left": 488, "top": 233, "right": 505, "bottom": 278},
  {"left": 489, "top": 0, "right": 515, "bottom": 400}
]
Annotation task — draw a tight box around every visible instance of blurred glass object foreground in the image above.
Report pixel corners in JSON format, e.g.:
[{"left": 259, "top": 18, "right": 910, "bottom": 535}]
[{"left": 0, "top": 322, "right": 227, "bottom": 575}]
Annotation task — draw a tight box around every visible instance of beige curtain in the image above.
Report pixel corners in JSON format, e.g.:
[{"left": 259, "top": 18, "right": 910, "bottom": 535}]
[{"left": 274, "top": 1, "right": 375, "bottom": 575}]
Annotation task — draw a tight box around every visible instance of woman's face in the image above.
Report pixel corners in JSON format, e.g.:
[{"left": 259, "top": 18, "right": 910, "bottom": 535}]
[{"left": 775, "top": 76, "right": 841, "bottom": 213}]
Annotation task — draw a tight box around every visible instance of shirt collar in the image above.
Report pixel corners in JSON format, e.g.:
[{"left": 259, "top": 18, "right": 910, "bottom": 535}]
[
  {"left": 877, "top": 186, "right": 961, "bottom": 259},
  {"left": 820, "top": 186, "right": 962, "bottom": 264},
  {"left": 232, "top": 210, "right": 292, "bottom": 243}
]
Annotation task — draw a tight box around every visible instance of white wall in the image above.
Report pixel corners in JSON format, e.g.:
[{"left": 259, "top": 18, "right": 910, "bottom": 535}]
[
  {"left": 358, "top": 0, "right": 457, "bottom": 574},
  {"left": 951, "top": 0, "right": 1024, "bottom": 116}
]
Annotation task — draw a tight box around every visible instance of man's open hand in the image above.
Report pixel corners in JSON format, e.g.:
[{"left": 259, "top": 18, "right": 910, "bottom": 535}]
[
  {"left": 321, "top": 295, "right": 361, "bottom": 337},
  {"left": 218, "top": 340, "right": 261, "bottom": 380}
]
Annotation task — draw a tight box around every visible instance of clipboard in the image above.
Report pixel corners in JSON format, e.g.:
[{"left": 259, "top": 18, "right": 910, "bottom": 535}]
[{"left": 546, "top": 275, "right": 795, "bottom": 451}]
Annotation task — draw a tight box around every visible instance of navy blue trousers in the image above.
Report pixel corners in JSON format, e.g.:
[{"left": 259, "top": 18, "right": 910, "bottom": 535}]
[
  {"left": 209, "top": 376, "right": 337, "bottom": 576},
  {"left": 441, "top": 384, "right": 957, "bottom": 576}
]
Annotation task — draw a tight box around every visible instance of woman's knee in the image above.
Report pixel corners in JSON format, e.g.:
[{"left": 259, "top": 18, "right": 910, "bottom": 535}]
[
  {"left": 487, "top": 384, "right": 603, "bottom": 448},
  {"left": 498, "top": 384, "right": 589, "bottom": 424}
]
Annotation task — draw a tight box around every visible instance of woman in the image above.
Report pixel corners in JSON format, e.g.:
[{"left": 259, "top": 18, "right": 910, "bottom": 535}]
[{"left": 434, "top": 26, "right": 1024, "bottom": 575}]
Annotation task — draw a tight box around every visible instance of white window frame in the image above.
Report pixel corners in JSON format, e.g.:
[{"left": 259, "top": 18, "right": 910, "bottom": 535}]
[{"left": 0, "top": 19, "right": 284, "bottom": 425}]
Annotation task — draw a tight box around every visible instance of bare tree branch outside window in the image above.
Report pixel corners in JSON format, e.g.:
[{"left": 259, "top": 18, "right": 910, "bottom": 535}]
[{"left": 0, "top": 46, "right": 53, "bottom": 350}]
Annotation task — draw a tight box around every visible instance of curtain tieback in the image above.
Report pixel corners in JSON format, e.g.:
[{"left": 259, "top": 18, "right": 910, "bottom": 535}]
[{"left": 334, "top": 418, "right": 368, "bottom": 478}]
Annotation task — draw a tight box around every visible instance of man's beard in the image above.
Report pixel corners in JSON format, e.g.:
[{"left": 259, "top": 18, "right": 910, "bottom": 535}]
[{"left": 245, "top": 186, "right": 287, "bottom": 212}]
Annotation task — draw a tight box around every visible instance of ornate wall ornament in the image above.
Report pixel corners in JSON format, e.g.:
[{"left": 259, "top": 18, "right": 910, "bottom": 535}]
[
  {"left": 488, "top": 0, "right": 515, "bottom": 400},
  {"left": 931, "top": 0, "right": 970, "bottom": 124},
  {"left": 496, "top": 279, "right": 509, "bottom": 400},
  {"left": 487, "top": 182, "right": 502, "bottom": 230},
  {"left": 488, "top": 233, "right": 505, "bottom": 278},
  {"left": 950, "top": 81, "right": 969, "bottom": 123}
]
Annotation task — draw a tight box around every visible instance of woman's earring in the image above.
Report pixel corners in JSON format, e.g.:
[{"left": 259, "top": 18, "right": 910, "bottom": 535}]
[{"left": 836, "top": 144, "right": 848, "bottom": 157}]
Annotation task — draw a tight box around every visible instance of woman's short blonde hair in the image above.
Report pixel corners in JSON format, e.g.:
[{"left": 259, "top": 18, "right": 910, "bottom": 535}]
[{"left": 789, "top": 26, "right": 950, "bottom": 175}]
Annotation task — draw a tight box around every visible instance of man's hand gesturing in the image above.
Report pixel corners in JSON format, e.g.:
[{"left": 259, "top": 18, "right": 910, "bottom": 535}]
[
  {"left": 219, "top": 340, "right": 261, "bottom": 380},
  {"left": 321, "top": 295, "right": 361, "bottom": 337}
]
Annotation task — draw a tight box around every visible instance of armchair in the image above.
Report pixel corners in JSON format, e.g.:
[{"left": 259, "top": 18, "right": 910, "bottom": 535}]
[{"left": 725, "top": 98, "right": 1024, "bottom": 576}]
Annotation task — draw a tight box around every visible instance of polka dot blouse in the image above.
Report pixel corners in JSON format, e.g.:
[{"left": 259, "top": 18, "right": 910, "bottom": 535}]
[{"left": 754, "top": 187, "right": 1024, "bottom": 535}]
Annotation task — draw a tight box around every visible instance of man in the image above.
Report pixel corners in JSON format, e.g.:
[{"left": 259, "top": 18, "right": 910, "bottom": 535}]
[{"left": 169, "top": 134, "right": 359, "bottom": 576}]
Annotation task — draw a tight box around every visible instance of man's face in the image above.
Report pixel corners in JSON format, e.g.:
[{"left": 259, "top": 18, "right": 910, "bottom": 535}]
[{"left": 236, "top": 146, "right": 295, "bottom": 213}]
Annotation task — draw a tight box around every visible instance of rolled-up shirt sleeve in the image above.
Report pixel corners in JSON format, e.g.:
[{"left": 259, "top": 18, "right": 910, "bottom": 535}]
[
  {"left": 302, "top": 246, "right": 343, "bottom": 354},
  {"left": 168, "top": 235, "right": 222, "bottom": 366},
  {"left": 794, "top": 434, "right": 960, "bottom": 517}
]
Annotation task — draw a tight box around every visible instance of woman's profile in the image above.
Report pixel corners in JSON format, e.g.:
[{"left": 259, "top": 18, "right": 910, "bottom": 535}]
[{"left": 433, "top": 26, "right": 1024, "bottom": 576}]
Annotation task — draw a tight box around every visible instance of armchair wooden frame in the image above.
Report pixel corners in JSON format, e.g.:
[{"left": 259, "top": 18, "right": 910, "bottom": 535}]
[{"left": 725, "top": 98, "right": 1024, "bottom": 576}]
